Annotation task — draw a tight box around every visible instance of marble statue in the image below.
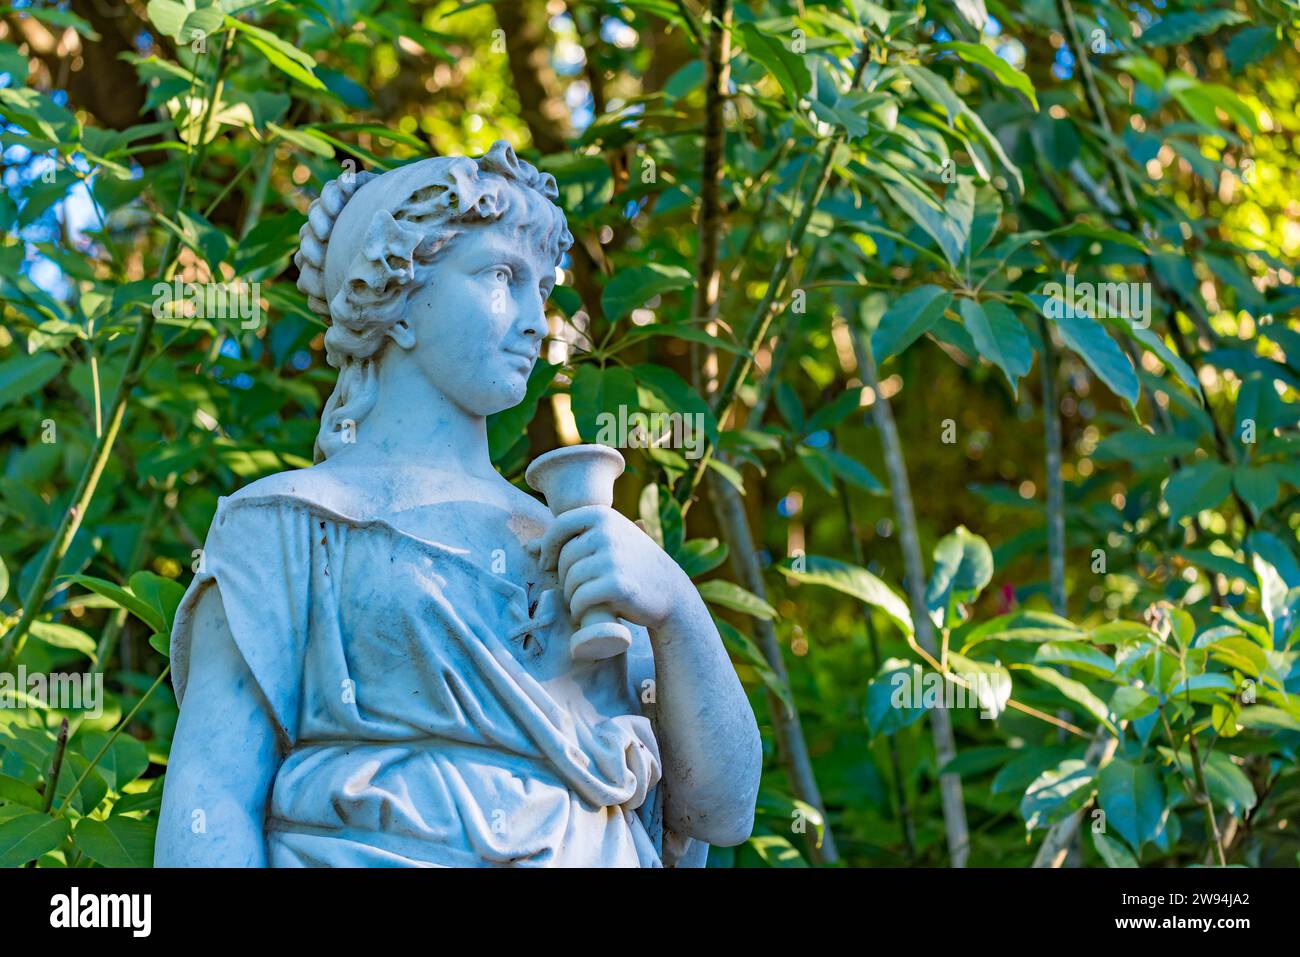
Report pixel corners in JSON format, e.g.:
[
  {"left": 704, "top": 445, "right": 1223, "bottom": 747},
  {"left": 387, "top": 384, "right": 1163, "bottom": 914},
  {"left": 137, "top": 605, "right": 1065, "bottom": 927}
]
[{"left": 154, "top": 140, "right": 762, "bottom": 867}]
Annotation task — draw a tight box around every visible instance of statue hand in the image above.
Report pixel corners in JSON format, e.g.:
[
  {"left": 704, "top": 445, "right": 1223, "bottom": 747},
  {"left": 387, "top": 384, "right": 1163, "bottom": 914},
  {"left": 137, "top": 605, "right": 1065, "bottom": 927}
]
[{"left": 527, "top": 505, "right": 694, "bottom": 632}]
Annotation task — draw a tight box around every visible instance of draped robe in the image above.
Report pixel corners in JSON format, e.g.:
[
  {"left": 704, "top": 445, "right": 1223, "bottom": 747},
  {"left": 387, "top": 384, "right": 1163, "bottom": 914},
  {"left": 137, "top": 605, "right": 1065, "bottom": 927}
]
[{"left": 171, "top": 491, "right": 706, "bottom": 867}]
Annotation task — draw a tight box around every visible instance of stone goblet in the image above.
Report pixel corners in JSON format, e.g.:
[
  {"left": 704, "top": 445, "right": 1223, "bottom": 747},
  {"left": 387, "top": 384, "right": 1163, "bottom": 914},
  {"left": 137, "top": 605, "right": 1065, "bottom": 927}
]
[{"left": 525, "top": 444, "right": 632, "bottom": 661}]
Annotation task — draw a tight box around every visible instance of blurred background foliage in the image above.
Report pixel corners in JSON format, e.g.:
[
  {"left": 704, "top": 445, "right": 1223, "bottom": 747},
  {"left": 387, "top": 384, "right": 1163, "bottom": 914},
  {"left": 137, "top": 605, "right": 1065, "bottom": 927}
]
[{"left": 0, "top": 0, "right": 1298, "bottom": 868}]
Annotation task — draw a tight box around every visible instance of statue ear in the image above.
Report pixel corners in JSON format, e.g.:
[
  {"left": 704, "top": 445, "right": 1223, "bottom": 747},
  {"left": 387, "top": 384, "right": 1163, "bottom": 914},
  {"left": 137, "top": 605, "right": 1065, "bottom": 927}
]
[{"left": 389, "top": 316, "right": 416, "bottom": 350}]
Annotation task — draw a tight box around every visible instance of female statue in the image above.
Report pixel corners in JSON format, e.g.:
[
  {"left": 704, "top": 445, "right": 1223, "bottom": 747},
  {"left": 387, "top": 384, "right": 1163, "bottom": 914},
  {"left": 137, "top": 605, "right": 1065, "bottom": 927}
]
[{"left": 154, "top": 141, "right": 762, "bottom": 867}]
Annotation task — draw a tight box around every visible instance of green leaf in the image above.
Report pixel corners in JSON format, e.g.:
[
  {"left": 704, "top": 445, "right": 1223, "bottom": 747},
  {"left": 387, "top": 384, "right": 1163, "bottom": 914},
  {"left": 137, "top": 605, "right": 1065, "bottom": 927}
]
[
  {"left": 1167, "top": 76, "right": 1258, "bottom": 134},
  {"left": 268, "top": 122, "right": 334, "bottom": 158},
  {"left": 146, "top": 0, "right": 189, "bottom": 39},
  {"left": 1021, "top": 759, "right": 1095, "bottom": 830},
  {"left": 697, "top": 580, "right": 776, "bottom": 621},
  {"left": 1225, "top": 26, "right": 1279, "bottom": 74},
  {"left": 675, "top": 538, "right": 728, "bottom": 578},
  {"left": 925, "top": 526, "right": 993, "bottom": 628},
  {"left": 818, "top": 447, "right": 884, "bottom": 494},
  {"left": 570, "top": 364, "right": 639, "bottom": 444},
  {"left": 1016, "top": 664, "right": 1116, "bottom": 734},
  {"left": 775, "top": 555, "right": 913, "bottom": 636},
  {"left": 870, "top": 285, "right": 952, "bottom": 363},
  {"left": 737, "top": 23, "right": 811, "bottom": 106},
  {"left": 621, "top": 322, "right": 748, "bottom": 356},
  {"left": 227, "top": 16, "right": 326, "bottom": 91},
  {"left": 1098, "top": 758, "right": 1167, "bottom": 852},
  {"left": 881, "top": 177, "right": 974, "bottom": 271},
  {"left": 0, "top": 352, "right": 64, "bottom": 409},
  {"left": 0, "top": 41, "right": 29, "bottom": 85},
  {"left": 64, "top": 575, "right": 166, "bottom": 633},
  {"left": 128, "top": 571, "right": 185, "bottom": 634},
  {"left": 1160, "top": 748, "right": 1256, "bottom": 816},
  {"left": 638, "top": 484, "right": 663, "bottom": 547},
  {"left": 962, "top": 610, "right": 1085, "bottom": 650},
  {"left": 959, "top": 299, "right": 1033, "bottom": 395},
  {"left": 1233, "top": 464, "right": 1281, "bottom": 520},
  {"left": 29, "top": 621, "right": 97, "bottom": 659},
  {"left": 147, "top": 0, "right": 222, "bottom": 42},
  {"left": 1095, "top": 429, "right": 1198, "bottom": 463},
  {"left": 631, "top": 364, "right": 718, "bottom": 443},
  {"left": 1236, "top": 705, "right": 1300, "bottom": 733},
  {"left": 1110, "top": 685, "right": 1158, "bottom": 720},
  {"left": 0, "top": 812, "right": 69, "bottom": 867},
  {"left": 900, "top": 63, "right": 965, "bottom": 128},
  {"left": 1052, "top": 314, "right": 1139, "bottom": 408},
  {"left": 1093, "top": 829, "right": 1139, "bottom": 868},
  {"left": 748, "top": 833, "right": 809, "bottom": 867},
  {"left": 1141, "top": 10, "right": 1248, "bottom": 47},
  {"left": 0, "top": 773, "right": 43, "bottom": 810},
  {"left": 1033, "top": 641, "right": 1116, "bottom": 677},
  {"left": 865, "top": 658, "right": 929, "bottom": 736},
  {"left": 937, "top": 41, "right": 1037, "bottom": 110},
  {"left": 1163, "top": 461, "right": 1233, "bottom": 521},
  {"left": 72, "top": 815, "right": 157, "bottom": 867},
  {"left": 601, "top": 264, "right": 693, "bottom": 324},
  {"left": 75, "top": 732, "right": 150, "bottom": 792}
]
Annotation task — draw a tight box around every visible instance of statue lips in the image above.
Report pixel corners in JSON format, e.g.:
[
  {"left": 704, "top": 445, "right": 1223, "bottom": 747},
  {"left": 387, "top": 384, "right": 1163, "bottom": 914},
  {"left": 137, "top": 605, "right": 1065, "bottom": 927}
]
[{"left": 502, "top": 348, "right": 537, "bottom": 373}]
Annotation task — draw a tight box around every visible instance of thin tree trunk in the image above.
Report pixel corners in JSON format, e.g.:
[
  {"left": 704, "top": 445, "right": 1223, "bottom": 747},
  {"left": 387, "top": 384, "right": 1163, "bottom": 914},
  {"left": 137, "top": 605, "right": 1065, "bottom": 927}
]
[
  {"left": 1037, "top": 317, "right": 1084, "bottom": 865},
  {"left": 852, "top": 329, "right": 970, "bottom": 867},
  {"left": 1038, "top": 318, "right": 1067, "bottom": 619},
  {"left": 841, "top": 482, "right": 917, "bottom": 861},
  {"left": 708, "top": 471, "right": 840, "bottom": 864},
  {"left": 686, "top": 0, "right": 838, "bottom": 864},
  {"left": 676, "top": 42, "right": 872, "bottom": 511}
]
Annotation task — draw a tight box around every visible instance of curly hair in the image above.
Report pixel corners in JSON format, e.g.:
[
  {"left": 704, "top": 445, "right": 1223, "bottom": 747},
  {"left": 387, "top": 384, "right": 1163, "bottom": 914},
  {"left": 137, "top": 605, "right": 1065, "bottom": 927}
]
[{"left": 294, "top": 140, "right": 573, "bottom": 460}]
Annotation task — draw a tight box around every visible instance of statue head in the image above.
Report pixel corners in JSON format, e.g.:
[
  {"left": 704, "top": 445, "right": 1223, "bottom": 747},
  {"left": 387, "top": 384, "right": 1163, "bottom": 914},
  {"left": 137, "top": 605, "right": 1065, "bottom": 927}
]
[{"left": 294, "top": 140, "right": 573, "bottom": 461}]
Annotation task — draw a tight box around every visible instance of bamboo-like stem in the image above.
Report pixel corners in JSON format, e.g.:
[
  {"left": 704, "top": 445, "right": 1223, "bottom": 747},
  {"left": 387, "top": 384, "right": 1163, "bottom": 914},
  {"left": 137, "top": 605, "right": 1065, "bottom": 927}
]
[
  {"left": 708, "top": 471, "right": 839, "bottom": 864},
  {"left": 40, "top": 718, "right": 70, "bottom": 815},
  {"left": 57, "top": 667, "right": 170, "bottom": 816},
  {"left": 25, "top": 718, "right": 70, "bottom": 867},
  {"left": 239, "top": 142, "right": 276, "bottom": 240},
  {"left": 684, "top": 0, "right": 838, "bottom": 864},
  {"left": 851, "top": 328, "right": 970, "bottom": 867},
  {"left": 841, "top": 483, "right": 916, "bottom": 861},
  {"left": 0, "top": 34, "right": 233, "bottom": 672},
  {"left": 675, "top": 42, "right": 872, "bottom": 512},
  {"left": 1180, "top": 665, "right": 1229, "bottom": 866},
  {"left": 92, "top": 483, "right": 167, "bottom": 674},
  {"left": 1038, "top": 318, "right": 1067, "bottom": 618}
]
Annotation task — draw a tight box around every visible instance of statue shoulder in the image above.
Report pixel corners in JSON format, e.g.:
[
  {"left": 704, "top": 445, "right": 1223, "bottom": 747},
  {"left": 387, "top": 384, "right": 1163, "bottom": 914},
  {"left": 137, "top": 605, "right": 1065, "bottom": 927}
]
[{"left": 221, "top": 464, "right": 373, "bottom": 518}]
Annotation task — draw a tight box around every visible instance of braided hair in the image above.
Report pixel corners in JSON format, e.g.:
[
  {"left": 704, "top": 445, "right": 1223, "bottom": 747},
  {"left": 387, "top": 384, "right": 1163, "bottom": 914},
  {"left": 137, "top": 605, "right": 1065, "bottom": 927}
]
[{"left": 294, "top": 141, "right": 573, "bottom": 461}]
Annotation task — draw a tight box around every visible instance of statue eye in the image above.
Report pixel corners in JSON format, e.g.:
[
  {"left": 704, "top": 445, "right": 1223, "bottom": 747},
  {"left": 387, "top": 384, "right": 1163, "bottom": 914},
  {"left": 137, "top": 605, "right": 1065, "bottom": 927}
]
[{"left": 490, "top": 266, "right": 512, "bottom": 283}]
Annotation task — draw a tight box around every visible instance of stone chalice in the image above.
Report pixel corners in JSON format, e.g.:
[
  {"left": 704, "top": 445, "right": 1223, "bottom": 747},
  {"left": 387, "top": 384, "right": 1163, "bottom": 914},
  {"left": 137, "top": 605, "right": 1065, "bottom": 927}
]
[{"left": 526, "top": 444, "right": 632, "bottom": 661}]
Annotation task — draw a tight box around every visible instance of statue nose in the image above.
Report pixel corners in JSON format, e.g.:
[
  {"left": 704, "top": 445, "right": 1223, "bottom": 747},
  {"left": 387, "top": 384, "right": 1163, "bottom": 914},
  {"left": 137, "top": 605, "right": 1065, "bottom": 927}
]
[{"left": 517, "top": 295, "right": 545, "bottom": 338}]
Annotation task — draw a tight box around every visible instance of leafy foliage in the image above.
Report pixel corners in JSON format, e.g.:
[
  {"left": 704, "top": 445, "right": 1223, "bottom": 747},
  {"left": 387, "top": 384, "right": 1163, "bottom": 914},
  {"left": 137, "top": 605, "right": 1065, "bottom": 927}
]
[{"left": 0, "top": 0, "right": 1298, "bottom": 868}]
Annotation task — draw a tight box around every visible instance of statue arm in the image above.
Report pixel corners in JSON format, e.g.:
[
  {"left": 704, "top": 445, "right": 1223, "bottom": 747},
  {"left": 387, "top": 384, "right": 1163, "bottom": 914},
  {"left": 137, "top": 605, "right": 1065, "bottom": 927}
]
[
  {"left": 649, "top": 589, "right": 762, "bottom": 848},
  {"left": 156, "top": 586, "right": 282, "bottom": 867}
]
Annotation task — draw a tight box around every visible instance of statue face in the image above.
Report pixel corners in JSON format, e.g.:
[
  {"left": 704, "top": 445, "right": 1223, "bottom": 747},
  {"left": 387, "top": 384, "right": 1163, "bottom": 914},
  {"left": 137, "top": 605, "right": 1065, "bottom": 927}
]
[{"left": 402, "top": 217, "right": 556, "bottom": 417}]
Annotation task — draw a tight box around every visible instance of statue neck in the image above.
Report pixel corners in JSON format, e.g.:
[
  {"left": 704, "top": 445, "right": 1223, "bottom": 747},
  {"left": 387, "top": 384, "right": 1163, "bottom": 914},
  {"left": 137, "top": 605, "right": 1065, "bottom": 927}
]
[{"left": 344, "top": 353, "right": 495, "bottom": 478}]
